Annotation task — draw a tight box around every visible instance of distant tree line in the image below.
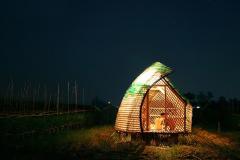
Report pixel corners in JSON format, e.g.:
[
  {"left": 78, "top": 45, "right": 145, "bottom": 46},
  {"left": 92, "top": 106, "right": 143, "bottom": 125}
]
[
  {"left": 184, "top": 92, "right": 240, "bottom": 131},
  {"left": 91, "top": 96, "right": 118, "bottom": 124}
]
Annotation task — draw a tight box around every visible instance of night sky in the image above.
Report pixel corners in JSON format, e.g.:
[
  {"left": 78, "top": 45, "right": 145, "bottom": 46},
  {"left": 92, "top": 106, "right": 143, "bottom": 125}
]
[{"left": 1, "top": 0, "right": 240, "bottom": 105}]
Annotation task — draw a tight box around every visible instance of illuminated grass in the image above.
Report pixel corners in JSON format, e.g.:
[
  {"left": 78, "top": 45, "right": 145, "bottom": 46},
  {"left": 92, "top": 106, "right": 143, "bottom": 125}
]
[
  {"left": 62, "top": 126, "right": 240, "bottom": 159},
  {"left": 1, "top": 125, "right": 240, "bottom": 159}
]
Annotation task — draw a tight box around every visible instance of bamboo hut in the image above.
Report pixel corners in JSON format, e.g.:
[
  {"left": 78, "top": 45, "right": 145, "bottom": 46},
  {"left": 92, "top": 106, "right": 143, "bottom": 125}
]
[{"left": 115, "top": 62, "right": 192, "bottom": 136}]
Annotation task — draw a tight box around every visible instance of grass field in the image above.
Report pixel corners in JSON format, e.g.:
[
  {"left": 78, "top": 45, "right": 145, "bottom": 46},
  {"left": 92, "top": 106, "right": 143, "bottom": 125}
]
[{"left": 1, "top": 125, "right": 240, "bottom": 160}]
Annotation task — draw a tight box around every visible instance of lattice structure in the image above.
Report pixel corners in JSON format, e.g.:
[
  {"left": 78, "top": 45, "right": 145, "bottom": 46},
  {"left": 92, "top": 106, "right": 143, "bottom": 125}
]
[
  {"left": 186, "top": 103, "right": 193, "bottom": 132},
  {"left": 141, "top": 79, "right": 187, "bottom": 133},
  {"left": 115, "top": 62, "right": 192, "bottom": 133}
]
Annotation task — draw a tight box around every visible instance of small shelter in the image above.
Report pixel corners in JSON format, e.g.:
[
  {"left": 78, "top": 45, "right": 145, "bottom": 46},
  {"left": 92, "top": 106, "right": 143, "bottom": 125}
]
[{"left": 115, "top": 62, "right": 192, "bottom": 135}]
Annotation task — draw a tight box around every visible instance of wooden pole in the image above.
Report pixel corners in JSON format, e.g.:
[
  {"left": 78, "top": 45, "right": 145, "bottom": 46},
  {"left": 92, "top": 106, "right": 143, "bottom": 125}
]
[
  {"left": 10, "top": 80, "right": 14, "bottom": 112},
  {"left": 82, "top": 88, "right": 85, "bottom": 106},
  {"left": 67, "top": 81, "right": 70, "bottom": 114},
  {"left": 23, "top": 81, "right": 26, "bottom": 114},
  {"left": 146, "top": 92, "right": 149, "bottom": 131},
  {"left": 32, "top": 86, "right": 35, "bottom": 114},
  {"left": 5, "top": 81, "right": 10, "bottom": 114},
  {"left": 48, "top": 94, "right": 51, "bottom": 113},
  {"left": 57, "top": 83, "right": 59, "bottom": 115},
  {"left": 44, "top": 85, "right": 47, "bottom": 113},
  {"left": 75, "top": 81, "right": 77, "bottom": 111},
  {"left": 164, "top": 85, "right": 167, "bottom": 131},
  {"left": 27, "top": 81, "right": 31, "bottom": 113}
]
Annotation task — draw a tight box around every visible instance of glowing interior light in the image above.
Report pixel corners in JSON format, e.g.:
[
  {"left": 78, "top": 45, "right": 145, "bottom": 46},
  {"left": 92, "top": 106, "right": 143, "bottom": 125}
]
[
  {"left": 158, "top": 86, "right": 165, "bottom": 94},
  {"left": 151, "top": 86, "right": 165, "bottom": 94}
]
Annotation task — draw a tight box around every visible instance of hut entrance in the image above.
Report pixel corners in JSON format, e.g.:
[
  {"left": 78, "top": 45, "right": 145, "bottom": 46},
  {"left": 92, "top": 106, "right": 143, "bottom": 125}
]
[{"left": 141, "top": 79, "right": 185, "bottom": 133}]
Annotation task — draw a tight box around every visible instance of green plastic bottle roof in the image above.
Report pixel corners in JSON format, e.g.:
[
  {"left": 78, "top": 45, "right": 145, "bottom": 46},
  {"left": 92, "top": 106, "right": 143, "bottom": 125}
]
[
  {"left": 124, "top": 62, "right": 172, "bottom": 97},
  {"left": 149, "top": 62, "right": 172, "bottom": 75}
]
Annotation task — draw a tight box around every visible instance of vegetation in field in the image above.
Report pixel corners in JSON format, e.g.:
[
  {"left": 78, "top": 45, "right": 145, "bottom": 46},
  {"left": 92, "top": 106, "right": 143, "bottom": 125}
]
[
  {"left": 0, "top": 112, "right": 96, "bottom": 136},
  {"left": 0, "top": 101, "right": 117, "bottom": 137},
  {"left": 1, "top": 88, "right": 240, "bottom": 159},
  {"left": 1, "top": 125, "right": 239, "bottom": 160}
]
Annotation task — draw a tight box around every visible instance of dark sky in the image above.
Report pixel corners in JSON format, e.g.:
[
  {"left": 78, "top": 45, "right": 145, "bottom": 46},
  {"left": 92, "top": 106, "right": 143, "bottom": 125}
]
[{"left": 1, "top": 0, "right": 240, "bottom": 105}]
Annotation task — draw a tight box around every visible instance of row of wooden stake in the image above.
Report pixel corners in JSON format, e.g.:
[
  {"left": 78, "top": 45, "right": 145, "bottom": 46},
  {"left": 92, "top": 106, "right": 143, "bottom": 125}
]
[{"left": 0, "top": 80, "right": 85, "bottom": 115}]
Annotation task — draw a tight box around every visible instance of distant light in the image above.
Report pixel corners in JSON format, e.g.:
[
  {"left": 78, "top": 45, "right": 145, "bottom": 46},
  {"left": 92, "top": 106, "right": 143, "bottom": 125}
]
[
  {"left": 108, "top": 101, "right": 111, "bottom": 104},
  {"left": 196, "top": 106, "right": 200, "bottom": 109}
]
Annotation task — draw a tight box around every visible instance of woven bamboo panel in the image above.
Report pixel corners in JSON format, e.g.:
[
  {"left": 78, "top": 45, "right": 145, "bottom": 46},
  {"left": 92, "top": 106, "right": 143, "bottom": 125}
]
[
  {"left": 186, "top": 103, "right": 193, "bottom": 132},
  {"left": 115, "top": 94, "right": 143, "bottom": 132},
  {"left": 115, "top": 72, "right": 161, "bottom": 132},
  {"left": 141, "top": 79, "right": 187, "bottom": 133}
]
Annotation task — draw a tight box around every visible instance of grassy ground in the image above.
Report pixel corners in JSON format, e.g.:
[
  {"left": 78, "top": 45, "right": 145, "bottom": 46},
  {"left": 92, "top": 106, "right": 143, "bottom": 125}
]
[{"left": 1, "top": 125, "right": 240, "bottom": 160}]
